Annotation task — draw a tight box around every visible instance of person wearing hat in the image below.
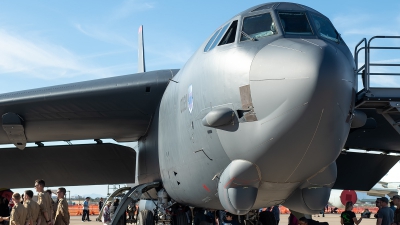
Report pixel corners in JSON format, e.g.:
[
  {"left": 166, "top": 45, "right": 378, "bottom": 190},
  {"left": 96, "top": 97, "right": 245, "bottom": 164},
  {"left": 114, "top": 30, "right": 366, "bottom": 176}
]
[
  {"left": 376, "top": 197, "right": 394, "bottom": 225},
  {"left": 393, "top": 195, "right": 400, "bottom": 225},
  {"left": 102, "top": 201, "right": 112, "bottom": 225},
  {"left": 82, "top": 197, "right": 91, "bottom": 222}
]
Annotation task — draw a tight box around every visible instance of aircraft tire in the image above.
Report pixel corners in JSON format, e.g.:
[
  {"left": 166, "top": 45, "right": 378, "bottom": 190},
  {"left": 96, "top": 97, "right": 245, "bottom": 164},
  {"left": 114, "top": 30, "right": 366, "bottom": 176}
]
[{"left": 138, "top": 209, "right": 154, "bottom": 225}]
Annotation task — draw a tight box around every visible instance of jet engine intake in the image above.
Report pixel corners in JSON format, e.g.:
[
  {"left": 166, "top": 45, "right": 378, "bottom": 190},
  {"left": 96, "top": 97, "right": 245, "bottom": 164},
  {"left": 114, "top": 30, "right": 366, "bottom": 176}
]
[{"left": 218, "top": 160, "right": 261, "bottom": 215}]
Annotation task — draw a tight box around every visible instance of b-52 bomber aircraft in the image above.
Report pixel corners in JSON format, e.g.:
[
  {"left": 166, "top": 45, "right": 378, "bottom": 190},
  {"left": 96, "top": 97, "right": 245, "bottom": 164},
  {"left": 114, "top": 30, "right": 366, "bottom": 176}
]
[{"left": 1, "top": 2, "right": 400, "bottom": 225}]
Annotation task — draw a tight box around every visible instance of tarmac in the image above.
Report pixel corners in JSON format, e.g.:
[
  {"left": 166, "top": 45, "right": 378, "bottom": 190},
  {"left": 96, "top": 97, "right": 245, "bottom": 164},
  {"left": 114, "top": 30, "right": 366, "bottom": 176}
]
[{"left": 70, "top": 213, "right": 378, "bottom": 225}]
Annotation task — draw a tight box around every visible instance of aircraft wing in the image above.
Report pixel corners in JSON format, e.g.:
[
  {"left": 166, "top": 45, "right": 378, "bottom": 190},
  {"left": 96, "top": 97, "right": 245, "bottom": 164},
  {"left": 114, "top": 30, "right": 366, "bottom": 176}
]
[
  {"left": 333, "top": 152, "right": 399, "bottom": 191},
  {"left": 0, "top": 143, "right": 136, "bottom": 188},
  {"left": 378, "top": 181, "right": 389, "bottom": 188},
  {"left": 0, "top": 69, "right": 178, "bottom": 149},
  {"left": 366, "top": 188, "right": 399, "bottom": 197}
]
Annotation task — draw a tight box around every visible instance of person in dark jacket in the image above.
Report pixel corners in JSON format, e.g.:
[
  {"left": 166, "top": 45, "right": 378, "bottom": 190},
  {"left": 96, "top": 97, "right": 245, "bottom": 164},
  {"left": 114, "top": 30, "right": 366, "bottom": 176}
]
[
  {"left": 0, "top": 196, "right": 10, "bottom": 225},
  {"left": 99, "top": 198, "right": 104, "bottom": 212},
  {"left": 340, "top": 201, "right": 363, "bottom": 225},
  {"left": 259, "top": 208, "right": 276, "bottom": 225}
]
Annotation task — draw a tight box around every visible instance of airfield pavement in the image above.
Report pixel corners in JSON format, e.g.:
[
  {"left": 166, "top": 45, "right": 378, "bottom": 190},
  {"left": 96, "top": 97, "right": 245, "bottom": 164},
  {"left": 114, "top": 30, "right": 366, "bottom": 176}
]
[{"left": 69, "top": 213, "right": 378, "bottom": 225}]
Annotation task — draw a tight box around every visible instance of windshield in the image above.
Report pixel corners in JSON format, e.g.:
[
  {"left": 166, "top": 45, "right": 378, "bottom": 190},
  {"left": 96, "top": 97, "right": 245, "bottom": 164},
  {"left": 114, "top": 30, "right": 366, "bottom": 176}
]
[
  {"left": 204, "top": 28, "right": 222, "bottom": 52},
  {"left": 204, "top": 23, "right": 230, "bottom": 52},
  {"left": 311, "top": 14, "right": 339, "bottom": 42},
  {"left": 278, "top": 12, "right": 312, "bottom": 35},
  {"left": 241, "top": 13, "right": 276, "bottom": 41}
]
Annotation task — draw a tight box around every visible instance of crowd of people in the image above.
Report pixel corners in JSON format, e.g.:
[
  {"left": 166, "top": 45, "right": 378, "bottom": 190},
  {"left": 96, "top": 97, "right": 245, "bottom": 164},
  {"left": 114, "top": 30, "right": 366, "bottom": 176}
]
[
  {"left": 99, "top": 198, "right": 120, "bottom": 225},
  {"left": 2, "top": 182, "right": 399, "bottom": 225},
  {"left": 191, "top": 205, "right": 281, "bottom": 225},
  {"left": 340, "top": 196, "right": 400, "bottom": 225},
  {"left": 0, "top": 179, "right": 70, "bottom": 225}
]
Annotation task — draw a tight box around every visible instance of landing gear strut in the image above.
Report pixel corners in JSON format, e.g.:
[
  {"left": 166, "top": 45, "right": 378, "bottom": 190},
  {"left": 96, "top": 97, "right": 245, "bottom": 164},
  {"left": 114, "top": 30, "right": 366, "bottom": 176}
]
[{"left": 111, "top": 182, "right": 161, "bottom": 225}]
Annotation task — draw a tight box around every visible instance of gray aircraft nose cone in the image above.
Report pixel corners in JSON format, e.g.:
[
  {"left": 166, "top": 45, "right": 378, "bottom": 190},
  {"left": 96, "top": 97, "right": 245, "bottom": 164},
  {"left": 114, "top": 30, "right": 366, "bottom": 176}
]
[
  {"left": 247, "top": 38, "right": 354, "bottom": 182},
  {"left": 213, "top": 38, "right": 354, "bottom": 186}
]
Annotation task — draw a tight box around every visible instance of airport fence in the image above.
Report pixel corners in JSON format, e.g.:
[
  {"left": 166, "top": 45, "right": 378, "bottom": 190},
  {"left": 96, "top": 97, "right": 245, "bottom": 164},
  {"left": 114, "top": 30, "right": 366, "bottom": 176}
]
[{"left": 68, "top": 204, "right": 100, "bottom": 215}]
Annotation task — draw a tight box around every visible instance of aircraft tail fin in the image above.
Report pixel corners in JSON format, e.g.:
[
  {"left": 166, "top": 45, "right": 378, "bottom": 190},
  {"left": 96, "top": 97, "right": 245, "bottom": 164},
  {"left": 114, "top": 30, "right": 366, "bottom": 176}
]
[{"left": 138, "top": 25, "right": 146, "bottom": 73}]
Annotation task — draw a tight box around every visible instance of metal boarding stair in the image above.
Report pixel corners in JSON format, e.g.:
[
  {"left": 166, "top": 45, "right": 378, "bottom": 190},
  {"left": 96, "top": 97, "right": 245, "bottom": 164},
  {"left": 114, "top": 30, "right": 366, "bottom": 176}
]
[
  {"left": 110, "top": 182, "right": 161, "bottom": 225},
  {"left": 96, "top": 186, "right": 131, "bottom": 222},
  {"left": 354, "top": 36, "right": 400, "bottom": 136}
]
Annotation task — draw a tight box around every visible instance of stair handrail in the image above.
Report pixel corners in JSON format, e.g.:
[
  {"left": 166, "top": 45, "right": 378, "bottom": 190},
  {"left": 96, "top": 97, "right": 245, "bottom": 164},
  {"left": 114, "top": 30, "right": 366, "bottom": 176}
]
[
  {"left": 355, "top": 36, "right": 400, "bottom": 92},
  {"left": 354, "top": 38, "right": 367, "bottom": 74}
]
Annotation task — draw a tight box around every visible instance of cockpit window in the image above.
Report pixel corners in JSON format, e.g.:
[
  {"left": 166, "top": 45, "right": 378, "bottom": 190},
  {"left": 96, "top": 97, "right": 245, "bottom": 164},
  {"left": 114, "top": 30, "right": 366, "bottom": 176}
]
[
  {"left": 204, "top": 28, "right": 221, "bottom": 52},
  {"left": 241, "top": 13, "right": 276, "bottom": 41},
  {"left": 311, "top": 14, "right": 339, "bottom": 42},
  {"left": 219, "top": 21, "right": 238, "bottom": 46},
  {"left": 278, "top": 12, "right": 312, "bottom": 35},
  {"left": 204, "top": 23, "right": 230, "bottom": 52}
]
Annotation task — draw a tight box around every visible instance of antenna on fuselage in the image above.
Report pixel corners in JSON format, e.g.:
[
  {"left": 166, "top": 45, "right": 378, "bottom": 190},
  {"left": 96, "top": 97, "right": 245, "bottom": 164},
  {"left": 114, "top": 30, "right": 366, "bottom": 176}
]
[{"left": 138, "top": 25, "right": 146, "bottom": 73}]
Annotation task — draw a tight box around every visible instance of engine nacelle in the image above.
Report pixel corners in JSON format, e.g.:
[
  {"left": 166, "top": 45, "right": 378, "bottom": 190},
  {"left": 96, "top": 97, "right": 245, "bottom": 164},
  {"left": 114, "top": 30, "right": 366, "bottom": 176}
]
[{"left": 218, "top": 160, "right": 261, "bottom": 215}]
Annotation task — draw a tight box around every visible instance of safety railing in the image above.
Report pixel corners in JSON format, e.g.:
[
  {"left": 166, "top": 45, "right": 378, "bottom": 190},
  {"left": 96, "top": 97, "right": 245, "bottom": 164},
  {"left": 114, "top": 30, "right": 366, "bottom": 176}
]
[{"left": 354, "top": 36, "right": 400, "bottom": 92}]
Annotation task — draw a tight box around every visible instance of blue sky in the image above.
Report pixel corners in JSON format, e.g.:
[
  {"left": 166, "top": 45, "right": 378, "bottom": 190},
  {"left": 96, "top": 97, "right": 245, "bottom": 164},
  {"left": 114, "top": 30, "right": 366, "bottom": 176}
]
[{"left": 2, "top": 1, "right": 400, "bottom": 196}]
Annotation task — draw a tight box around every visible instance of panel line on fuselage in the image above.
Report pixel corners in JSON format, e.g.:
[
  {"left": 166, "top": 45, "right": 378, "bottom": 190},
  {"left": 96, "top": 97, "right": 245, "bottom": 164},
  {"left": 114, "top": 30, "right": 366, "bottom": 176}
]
[{"left": 284, "top": 108, "right": 325, "bottom": 182}]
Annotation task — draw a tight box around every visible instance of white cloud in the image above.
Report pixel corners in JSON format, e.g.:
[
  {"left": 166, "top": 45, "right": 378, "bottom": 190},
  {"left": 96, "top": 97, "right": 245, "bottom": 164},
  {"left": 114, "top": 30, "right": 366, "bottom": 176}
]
[
  {"left": 332, "top": 13, "right": 400, "bottom": 37},
  {"left": 0, "top": 29, "right": 135, "bottom": 80},
  {"left": 357, "top": 65, "right": 400, "bottom": 88},
  {"left": 344, "top": 28, "right": 399, "bottom": 36},
  {"left": 110, "top": 0, "right": 155, "bottom": 21},
  {"left": 0, "top": 29, "right": 93, "bottom": 79},
  {"left": 75, "top": 24, "right": 135, "bottom": 48},
  {"left": 332, "top": 14, "right": 370, "bottom": 31},
  {"left": 334, "top": 12, "right": 400, "bottom": 89},
  {"left": 74, "top": 23, "right": 195, "bottom": 69},
  {"left": 146, "top": 43, "right": 195, "bottom": 67},
  {"left": 370, "top": 75, "right": 400, "bottom": 87},
  {"left": 377, "top": 58, "right": 400, "bottom": 63},
  {"left": 77, "top": 49, "right": 132, "bottom": 60}
]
